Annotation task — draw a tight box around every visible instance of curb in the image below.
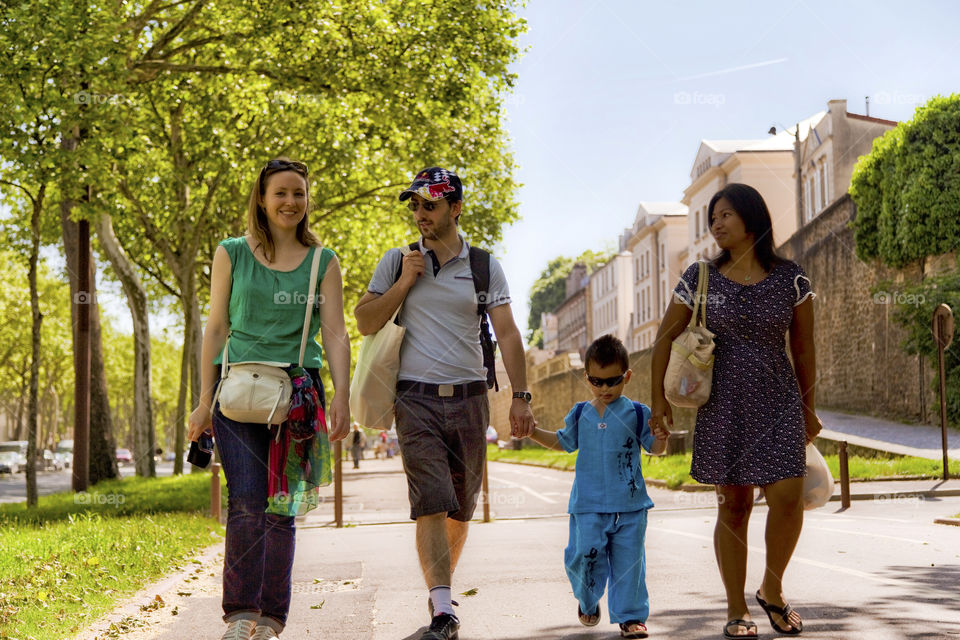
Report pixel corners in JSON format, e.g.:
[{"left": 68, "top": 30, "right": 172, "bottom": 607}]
[
  {"left": 74, "top": 540, "right": 224, "bottom": 640},
  {"left": 934, "top": 517, "right": 960, "bottom": 527},
  {"left": 829, "top": 488, "right": 960, "bottom": 502},
  {"left": 645, "top": 478, "right": 711, "bottom": 492}
]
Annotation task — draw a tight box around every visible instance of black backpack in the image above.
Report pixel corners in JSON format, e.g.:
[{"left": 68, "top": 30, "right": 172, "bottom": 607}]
[{"left": 394, "top": 242, "right": 499, "bottom": 390}]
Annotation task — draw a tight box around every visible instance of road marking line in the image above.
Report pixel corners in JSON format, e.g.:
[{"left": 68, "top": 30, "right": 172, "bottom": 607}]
[
  {"left": 810, "top": 513, "right": 917, "bottom": 524},
  {"left": 489, "top": 475, "right": 558, "bottom": 504},
  {"left": 807, "top": 526, "right": 928, "bottom": 544},
  {"left": 654, "top": 527, "right": 903, "bottom": 587},
  {"left": 487, "top": 463, "right": 573, "bottom": 484}
]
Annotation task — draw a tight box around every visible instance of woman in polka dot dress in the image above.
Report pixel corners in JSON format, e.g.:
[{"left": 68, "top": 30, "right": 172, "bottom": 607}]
[{"left": 651, "top": 183, "right": 821, "bottom": 638}]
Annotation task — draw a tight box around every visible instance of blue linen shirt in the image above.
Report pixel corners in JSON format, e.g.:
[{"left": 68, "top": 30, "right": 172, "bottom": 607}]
[{"left": 556, "top": 396, "right": 656, "bottom": 514}]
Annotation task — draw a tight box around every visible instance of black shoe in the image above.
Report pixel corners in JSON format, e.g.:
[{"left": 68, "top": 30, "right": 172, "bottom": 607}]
[{"left": 419, "top": 613, "right": 459, "bottom": 640}]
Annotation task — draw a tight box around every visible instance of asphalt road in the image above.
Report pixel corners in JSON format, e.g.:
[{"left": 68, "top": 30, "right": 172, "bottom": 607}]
[
  {"left": 74, "top": 456, "right": 960, "bottom": 640},
  {"left": 0, "top": 461, "right": 179, "bottom": 503}
]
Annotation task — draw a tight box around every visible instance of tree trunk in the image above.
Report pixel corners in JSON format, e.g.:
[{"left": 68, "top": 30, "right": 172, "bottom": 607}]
[
  {"left": 173, "top": 325, "right": 188, "bottom": 476},
  {"left": 61, "top": 199, "right": 119, "bottom": 484},
  {"left": 13, "top": 388, "right": 24, "bottom": 440},
  {"left": 96, "top": 213, "right": 155, "bottom": 477},
  {"left": 26, "top": 189, "right": 45, "bottom": 507},
  {"left": 171, "top": 255, "right": 205, "bottom": 476}
]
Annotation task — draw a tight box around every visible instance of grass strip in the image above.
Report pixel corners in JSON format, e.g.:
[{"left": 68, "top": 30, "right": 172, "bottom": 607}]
[
  {"left": 0, "top": 473, "right": 224, "bottom": 640},
  {"left": 488, "top": 444, "right": 959, "bottom": 489}
]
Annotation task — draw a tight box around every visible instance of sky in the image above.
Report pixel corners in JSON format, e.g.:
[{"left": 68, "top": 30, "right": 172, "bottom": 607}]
[
  {"left": 19, "top": 1, "right": 960, "bottom": 341},
  {"left": 496, "top": 0, "right": 960, "bottom": 337}
]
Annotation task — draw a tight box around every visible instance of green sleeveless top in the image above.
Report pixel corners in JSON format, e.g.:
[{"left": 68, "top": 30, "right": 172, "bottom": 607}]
[{"left": 214, "top": 237, "right": 335, "bottom": 368}]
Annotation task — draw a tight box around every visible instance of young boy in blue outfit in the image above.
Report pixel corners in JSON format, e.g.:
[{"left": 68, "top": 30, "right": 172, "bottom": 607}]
[{"left": 527, "top": 334, "right": 668, "bottom": 639}]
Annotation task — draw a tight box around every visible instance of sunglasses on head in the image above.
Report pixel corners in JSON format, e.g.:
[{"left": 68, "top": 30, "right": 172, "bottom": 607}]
[
  {"left": 407, "top": 200, "right": 441, "bottom": 212},
  {"left": 587, "top": 374, "right": 625, "bottom": 388},
  {"left": 260, "top": 159, "right": 308, "bottom": 179}
]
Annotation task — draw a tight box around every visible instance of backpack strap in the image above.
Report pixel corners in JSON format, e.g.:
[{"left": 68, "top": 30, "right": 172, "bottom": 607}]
[
  {"left": 469, "top": 246, "right": 499, "bottom": 391},
  {"left": 573, "top": 401, "right": 588, "bottom": 425},
  {"left": 393, "top": 242, "right": 421, "bottom": 283},
  {"left": 468, "top": 246, "right": 490, "bottom": 315}
]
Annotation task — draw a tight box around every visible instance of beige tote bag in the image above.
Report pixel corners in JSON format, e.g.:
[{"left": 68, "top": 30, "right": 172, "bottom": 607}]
[
  {"left": 665, "top": 261, "right": 715, "bottom": 408},
  {"left": 802, "top": 442, "right": 835, "bottom": 510},
  {"left": 349, "top": 247, "right": 412, "bottom": 429}
]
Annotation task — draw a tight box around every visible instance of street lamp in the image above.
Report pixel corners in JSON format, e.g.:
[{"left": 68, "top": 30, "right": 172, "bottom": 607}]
[{"left": 770, "top": 122, "right": 803, "bottom": 230}]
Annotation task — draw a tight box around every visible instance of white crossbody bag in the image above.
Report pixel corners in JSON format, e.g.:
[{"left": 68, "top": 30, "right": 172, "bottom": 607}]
[{"left": 212, "top": 248, "right": 323, "bottom": 425}]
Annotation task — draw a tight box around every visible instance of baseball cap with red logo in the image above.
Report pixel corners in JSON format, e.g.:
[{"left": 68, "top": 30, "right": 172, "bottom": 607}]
[{"left": 398, "top": 167, "right": 463, "bottom": 203}]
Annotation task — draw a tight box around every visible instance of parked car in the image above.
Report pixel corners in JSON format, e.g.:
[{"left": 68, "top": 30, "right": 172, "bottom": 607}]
[
  {"left": 0, "top": 442, "right": 28, "bottom": 473},
  {"left": 40, "top": 448, "right": 63, "bottom": 471},
  {"left": 116, "top": 448, "right": 133, "bottom": 465},
  {"left": 55, "top": 440, "right": 73, "bottom": 469},
  {"left": 0, "top": 451, "right": 20, "bottom": 474}
]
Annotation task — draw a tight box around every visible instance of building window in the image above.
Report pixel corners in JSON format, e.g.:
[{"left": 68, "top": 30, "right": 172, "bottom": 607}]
[
  {"left": 695, "top": 210, "right": 700, "bottom": 239},
  {"left": 660, "top": 243, "right": 665, "bottom": 269},
  {"left": 819, "top": 160, "right": 827, "bottom": 210},
  {"left": 702, "top": 206, "right": 709, "bottom": 235}
]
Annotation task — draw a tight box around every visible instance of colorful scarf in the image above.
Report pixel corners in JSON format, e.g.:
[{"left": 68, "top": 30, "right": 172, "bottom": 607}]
[{"left": 266, "top": 367, "right": 331, "bottom": 516}]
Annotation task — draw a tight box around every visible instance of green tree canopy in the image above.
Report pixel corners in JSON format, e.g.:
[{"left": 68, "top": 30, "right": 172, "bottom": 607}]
[
  {"left": 850, "top": 94, "right": 960, "bottom": 269},
  {"left": 526, "top": 249, "right": 611, "bottom": 346}
]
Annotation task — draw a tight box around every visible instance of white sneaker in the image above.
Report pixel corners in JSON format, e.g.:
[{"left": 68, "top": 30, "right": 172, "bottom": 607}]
[
  {"left": 250, "top": 626, "right": 279, "bottom": 640},
  {"left": 220, "top": 619, "right": 256, "bottom": 640}
]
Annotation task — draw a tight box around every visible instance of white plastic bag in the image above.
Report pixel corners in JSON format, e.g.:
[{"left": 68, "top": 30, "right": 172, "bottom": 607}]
[{"left": 802, "top": 443, "right": 835, "bottom": 510}]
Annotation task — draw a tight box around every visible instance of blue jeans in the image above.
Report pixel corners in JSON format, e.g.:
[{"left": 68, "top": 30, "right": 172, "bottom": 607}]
[{"left": 212, "top": 374, "right": 322, "bottom": 632}]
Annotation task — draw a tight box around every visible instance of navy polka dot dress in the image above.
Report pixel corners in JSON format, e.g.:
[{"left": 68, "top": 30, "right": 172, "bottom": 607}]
[{"left": 673, "top": 260, "right": 815, "bottom": 486}]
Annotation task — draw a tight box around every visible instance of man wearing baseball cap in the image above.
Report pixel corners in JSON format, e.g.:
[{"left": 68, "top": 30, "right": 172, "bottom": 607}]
[{"left": 355, "top": 166, "right": 536, "bottom": 640}]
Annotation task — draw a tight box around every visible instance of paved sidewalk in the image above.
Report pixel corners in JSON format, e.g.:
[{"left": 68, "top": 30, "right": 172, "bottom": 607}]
[
  {"left": 75, "top": 475, "right": 960, "bottom": 640},
  {"left": 818, "top": 408, "right": 960, "bottom": 460},
  {"left": 73, "top": 410, "right": 960, "bottom": 640}
]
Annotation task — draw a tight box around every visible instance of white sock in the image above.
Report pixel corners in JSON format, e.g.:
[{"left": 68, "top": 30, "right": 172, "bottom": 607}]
[{"left": 429, "top": 585, "right": 456, "bottom": 617}]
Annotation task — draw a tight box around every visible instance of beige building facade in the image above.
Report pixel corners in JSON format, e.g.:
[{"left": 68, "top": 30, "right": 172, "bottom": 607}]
[
  {"left": 622, "top": 202, "right": 688, "bottom": 351},
  {"left": 796, "top": 99, "right": 897, "bottom": 226},
  {"left": 681, "top": 120, "right": 821, "bottom": 267},
  {"left": 552, "top": 263, "right": 590, "bottom": 358},
  {"left": 588, "top": 251, "right": 633, "bottom": 348}
]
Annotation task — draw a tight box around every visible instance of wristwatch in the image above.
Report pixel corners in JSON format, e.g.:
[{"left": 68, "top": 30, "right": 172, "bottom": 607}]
[{"left": 512, "top": 391, "right": 532, "bottom": 403}]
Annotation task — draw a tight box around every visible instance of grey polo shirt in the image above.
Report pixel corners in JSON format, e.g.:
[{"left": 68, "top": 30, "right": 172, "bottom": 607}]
[{"left": 367, "top": 236, "right": 511, "bottom": 384}]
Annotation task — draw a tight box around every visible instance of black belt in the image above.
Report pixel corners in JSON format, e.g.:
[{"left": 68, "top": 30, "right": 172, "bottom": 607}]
[{"left": 396, "top": 380, "right": 488, "bottom": 399}]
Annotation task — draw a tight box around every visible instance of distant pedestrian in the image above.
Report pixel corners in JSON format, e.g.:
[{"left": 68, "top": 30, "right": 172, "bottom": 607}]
[
  {"left": 350, "top": 423, "right": 366, "bottom": 468},
  {"left": 651, "top": 183, "right": 821, "bottom": 638},
  {"left": 527, "top": 334, "right": 667, "bottom": 639},
  {"left": 188, "top": 158, "right": 351, "bottom": 640},
  {"left": 354, "top": 166, "right": 536, "bottom": 640}
]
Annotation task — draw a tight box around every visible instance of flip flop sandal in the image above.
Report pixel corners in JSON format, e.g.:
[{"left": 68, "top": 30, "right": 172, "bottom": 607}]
[
  {"left": 756, "top": 590, "right": 803, "bottom": 635},
  {"left": 723, "top": 619, "right": 757, "bottom": 638},
  {"left": 577, "top": 604, "right": 600, "bottom": 626},
  {"left": 620, "top": 620, "right": 649, "bottom": 638}
]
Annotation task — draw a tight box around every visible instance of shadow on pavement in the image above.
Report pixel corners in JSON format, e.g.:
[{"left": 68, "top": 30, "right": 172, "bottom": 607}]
[{"left": 878, "top": 563, "right": 960, "bottom": 615}]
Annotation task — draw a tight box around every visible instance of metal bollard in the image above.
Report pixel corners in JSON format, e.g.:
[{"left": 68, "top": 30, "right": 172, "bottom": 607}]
[
  {"left": 334, "top": 440, "right": 343, "bottom": 528},
  {"left": 838, "top": 441, "right": 850, "bottom": 509},
  {"left": 210, "top": 463, "right": 222, "bottom": 522}
]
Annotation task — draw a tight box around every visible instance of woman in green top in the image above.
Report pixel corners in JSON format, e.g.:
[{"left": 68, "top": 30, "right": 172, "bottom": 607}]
[{"left": 188, "top": 158, "right": 350, "bottom": 640}]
